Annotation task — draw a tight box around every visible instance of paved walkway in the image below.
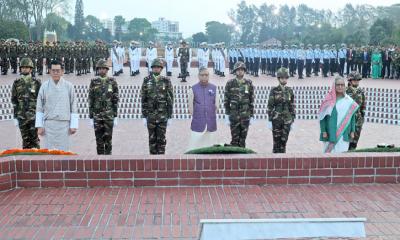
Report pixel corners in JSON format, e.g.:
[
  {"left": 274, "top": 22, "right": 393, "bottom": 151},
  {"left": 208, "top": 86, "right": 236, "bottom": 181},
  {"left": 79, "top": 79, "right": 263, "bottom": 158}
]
[
  {"left": 1, "top": 119, "right": 400, "bottom": 155},
  {"left": 0, "top": 184, "right": 400, "bottom": 239}
]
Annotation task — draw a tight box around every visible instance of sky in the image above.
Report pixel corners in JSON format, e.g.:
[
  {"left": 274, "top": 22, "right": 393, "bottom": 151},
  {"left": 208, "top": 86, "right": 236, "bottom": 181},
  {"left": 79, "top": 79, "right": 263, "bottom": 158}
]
[{"left": 80, "top": 0, "right": 399, "bottom": 37}]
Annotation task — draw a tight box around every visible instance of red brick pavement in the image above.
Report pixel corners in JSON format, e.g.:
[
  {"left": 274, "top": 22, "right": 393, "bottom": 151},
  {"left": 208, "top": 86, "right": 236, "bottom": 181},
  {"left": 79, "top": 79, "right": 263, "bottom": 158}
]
[{"left": 0, "top": 185, "right": 400, "bottom": 239}]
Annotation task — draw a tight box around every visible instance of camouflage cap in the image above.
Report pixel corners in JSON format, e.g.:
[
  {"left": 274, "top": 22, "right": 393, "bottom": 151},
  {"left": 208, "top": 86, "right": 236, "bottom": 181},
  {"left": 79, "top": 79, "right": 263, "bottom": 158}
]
[
  {"left": 233, "top": 61, "right": 246, "bottom": 73},
  {"left": 151, "top": 58, "right": 164, "bottom": 68},
  {"left": 96, "top": 59, "right": 109, "bottom": 69},
  {"left": 20, "top": 58, "right": 34, "bottom": 68},
  {"left": 348, "top": 71, "right": 362, "bottom": 81},
  {"left": 277, "top": 67, "right": 289, "bottom": 78}
]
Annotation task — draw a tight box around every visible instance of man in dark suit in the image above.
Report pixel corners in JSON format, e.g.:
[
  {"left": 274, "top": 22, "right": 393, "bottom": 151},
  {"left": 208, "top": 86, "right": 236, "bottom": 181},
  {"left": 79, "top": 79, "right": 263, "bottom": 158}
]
[
  {"left": 361, "top": 47, "right": 370, "bottom": 78},
  {"left": 381, "top": 47, "right": 391, "bottom": 79},
  {"left": 346, "top": 44, "right": 356, "bottom": 75}
]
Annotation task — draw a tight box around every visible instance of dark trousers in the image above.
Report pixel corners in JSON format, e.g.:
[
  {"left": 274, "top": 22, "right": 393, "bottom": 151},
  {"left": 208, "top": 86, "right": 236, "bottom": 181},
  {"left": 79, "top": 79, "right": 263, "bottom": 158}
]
[
  {"left": 289, "top": 59, "right": 296, "bottom": 76},
  {"left": 297, "top": 59, "right": 304, "bottom": 78},
  {"left": 362, "top": 62, "right": 368, "bottom": 78},
  {"left": 313, "top": 58, "right": 320, "bottom": 75},
  {"left": 271, "top": 58, "right": 277, "bottom": 76},
  {"left": 346, "top": 60, "right": 353, "bottom": 74},
  {"left": 253, "top": 57, "right": 260, "bottom": 76},
  {"left": 382, "top": 60, "right": 390, "bottom": 78},
  {"left": 282, "top": 59, "right": 289, "bottom": 68},
  {"left": 323, "top": 59, "right": 329, "bottom": 77},
  {"left": 305, "top": 59, "right": 312, "bottom": 76},
  {"left": 330, "top": 58, "right": 336, "bottom": 75},
  {"left": 261, "top": 58, "right": 266, "bottom": 74},
  {"left": 339, "top": 58, "right": 345, "bottom": 76}
]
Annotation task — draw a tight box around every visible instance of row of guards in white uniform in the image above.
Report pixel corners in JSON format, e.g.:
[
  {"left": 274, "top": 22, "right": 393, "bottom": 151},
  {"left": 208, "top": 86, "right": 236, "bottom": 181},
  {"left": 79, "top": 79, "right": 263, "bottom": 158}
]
[
  {"left": 114, "top": 41, "right": 228, "bottom": 77},
  {"left": 111, "top": 40, "right": 125, "bottom": 76}
]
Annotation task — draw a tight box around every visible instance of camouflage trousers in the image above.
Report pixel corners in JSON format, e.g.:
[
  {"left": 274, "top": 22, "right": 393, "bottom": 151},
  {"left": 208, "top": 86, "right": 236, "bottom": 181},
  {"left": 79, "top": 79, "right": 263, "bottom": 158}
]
[
  {"left": 180, "top": 61, "right": 188, "bottom": 76},
  {"left": 230, "top": 118, "right": 250, "bottom": 148},
  {"left": 147, "top": 120, "right": 167, "bottom": 155},
  {"left": 10, "top": 57, "right": 18, "bottom": 73},
  {"left": 272, "top": 120, "right": 291, "bottom": 153},
  {"left": 349, "top": 124, "right": 363, "bottom": 151},
  {"left": 18, "top": 119, "right": 40, "bottom": 149},
  {"left": 36, "top": 58, "right": 43, "bottom": 75},
  {"left": 94, "top": 119, "right": 114, "bottom": 155},
  {"left": 0, "top": 58, "right": 9, "bottom": 74}
]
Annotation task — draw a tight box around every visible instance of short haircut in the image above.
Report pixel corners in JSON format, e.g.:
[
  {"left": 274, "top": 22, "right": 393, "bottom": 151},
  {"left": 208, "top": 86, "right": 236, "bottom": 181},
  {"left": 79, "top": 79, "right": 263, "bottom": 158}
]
[
  {"left": 198, "top": 67, "right": 208, "bottom": 73},
  {"left": 50, "top": 59, "right": 64, "bottom": 69}
]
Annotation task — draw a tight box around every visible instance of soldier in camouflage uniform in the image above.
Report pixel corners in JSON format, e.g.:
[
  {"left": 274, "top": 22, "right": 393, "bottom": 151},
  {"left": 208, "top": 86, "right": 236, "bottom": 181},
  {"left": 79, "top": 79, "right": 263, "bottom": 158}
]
[
  {"left": 141, "top": 59, "right": 174, "bottom": 155},
  {"left": 44, "top": 41, "right": 53, "bottom": 74},
  {"left": 88, "top": 59, "right": 119, "bottom": 155},
  {"left": 393, "top": 47, "right": 400, "bottom": 80},
  {"left": 34, "top": 41, "right": 44, "bottom": 76},
  {"left": 224, "top": 61, "right": 255, "bottom": 148},
  {"left": 0, "top": 39, "right": 10, "bottom": 75},
  {"left": 11, "top": 58, "right": 41, "bottom": 149},
  {"left": 346, "top": 71, "right": 366, "bottom": 150},
  {"left": 178, "top": 40, "right": 190, "bottom": 82},
  {"left": 9, "top": 40, "right": 19, "bottom": 74},
  {"left": 74, "top": 41, "right": 83, "bottom": 76},
  {"left": 267, "top": 67, "right": 296, "bottom": 153}
]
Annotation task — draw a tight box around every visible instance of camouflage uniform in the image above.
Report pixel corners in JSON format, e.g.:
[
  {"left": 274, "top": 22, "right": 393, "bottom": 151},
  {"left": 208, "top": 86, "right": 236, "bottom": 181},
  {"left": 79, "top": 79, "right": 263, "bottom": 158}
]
[
  {"left": 178, "top": 41, "right": 190, "bottom": 82},
  {"left": 141, "top": 59, "right": 174, "bottom": 155},
  {"left": 393, "top": 49, "right": 400, "bottom": 79},
  {"left": 9, "top": 41, "right": 19, "bottom": 74},
  {"left": 267, "top": 68, "right": 296, "bottom": 153},
  {"left": 35, "top": 42, "right": 44, "bottom": 75},
  {"left": 0, "top": 40, "right": 9, "bottom": 75},
  {"left": 11, "top": 58, "right": 41, "bottom": 149},
  {"left": 88, "top": 60, "right": 119, "bottom": 155},
  {"left": 224, "top": 61, "right": 255, "bottom": 148},
  {"left": 74, "top": 42, "right": 83, "bottom": 75},
  {"left": 44, "top": 42, "right": 53, "bottom": 74},
  {"left": 346, "top": 71, "right": 366, "bottom": 150}
]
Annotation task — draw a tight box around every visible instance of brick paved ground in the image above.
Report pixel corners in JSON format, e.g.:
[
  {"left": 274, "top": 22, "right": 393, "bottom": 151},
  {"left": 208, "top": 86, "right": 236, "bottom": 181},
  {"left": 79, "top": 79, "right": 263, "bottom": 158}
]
[{"left": 0, "top": 184, "right": 400, "bottom": 239}]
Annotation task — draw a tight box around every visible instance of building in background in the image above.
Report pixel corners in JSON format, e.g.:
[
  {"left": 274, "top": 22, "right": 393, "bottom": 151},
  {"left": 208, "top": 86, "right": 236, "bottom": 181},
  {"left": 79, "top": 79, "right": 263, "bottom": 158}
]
[{"left": 152, "top": 17, "right": 182, "bottom": 43}]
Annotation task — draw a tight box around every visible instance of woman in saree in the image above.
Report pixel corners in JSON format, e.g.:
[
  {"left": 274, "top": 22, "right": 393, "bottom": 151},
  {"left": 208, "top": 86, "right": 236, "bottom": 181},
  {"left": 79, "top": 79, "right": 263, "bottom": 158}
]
[
  {"left": 371, "top": 48, "right": 382, "bottom": 79},
  {"left": 319, "top": 77, "right": 359, "bottom": 153}
]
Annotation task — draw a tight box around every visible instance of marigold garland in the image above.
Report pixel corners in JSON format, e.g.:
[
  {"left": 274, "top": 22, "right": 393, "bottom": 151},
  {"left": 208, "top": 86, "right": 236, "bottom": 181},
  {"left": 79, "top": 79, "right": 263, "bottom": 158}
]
[{"left": 0, "top": 148, "right": 76, "bottom": 157}]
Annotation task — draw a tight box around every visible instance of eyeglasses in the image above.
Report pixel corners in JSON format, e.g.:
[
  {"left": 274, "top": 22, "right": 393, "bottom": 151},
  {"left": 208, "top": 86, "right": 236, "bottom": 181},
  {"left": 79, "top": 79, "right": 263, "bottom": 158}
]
[{"left": 51, "top": 69, "right": 62, "bottom": 73}]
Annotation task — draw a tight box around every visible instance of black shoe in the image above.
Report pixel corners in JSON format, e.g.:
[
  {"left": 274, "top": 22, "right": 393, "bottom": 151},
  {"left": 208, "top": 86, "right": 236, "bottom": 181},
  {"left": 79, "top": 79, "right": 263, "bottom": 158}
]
[{"left": 180, "top": 78, "right": 187, "bottom": 82}]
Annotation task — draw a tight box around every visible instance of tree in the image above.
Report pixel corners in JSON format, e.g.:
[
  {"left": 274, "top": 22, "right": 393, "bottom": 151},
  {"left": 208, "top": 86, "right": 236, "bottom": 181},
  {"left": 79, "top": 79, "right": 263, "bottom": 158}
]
[
  {"left": 44, "top": 13, "right": 70, "bottom": 41},
  {"left": 228, "top": 0, "right": 258, "bottom": 44},
  {"left": 125, "top": 18, "right": 157, "bottom": 42},
  {"left": 0, "top": 19, "right": 29, "bottom": 40},
  {"left": 114, "top": 15, "right": 125, "bottom": 41},
  {"left": 369, "top": 18, "right": 394, "bottom": 45},
  {"left": 205, "top": 21, "right": 233, "bottom": 44},
  {"left": 85, "top": 15, "right": 103, "bottom": 41},
  {"left": 192, "top": 32, "right": 208, "bottom": 44},
  {"left": 74, "top": 0, "right": 85, "bottom": 40}
]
